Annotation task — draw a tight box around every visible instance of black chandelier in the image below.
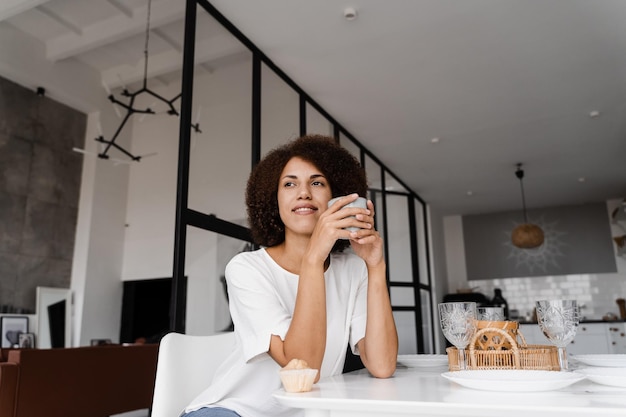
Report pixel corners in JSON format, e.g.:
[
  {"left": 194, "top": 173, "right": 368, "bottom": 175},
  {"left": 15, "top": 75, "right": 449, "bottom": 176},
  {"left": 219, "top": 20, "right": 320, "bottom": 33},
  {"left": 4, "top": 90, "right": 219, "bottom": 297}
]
[{"left": 91, "top": 0, "right": 200, "bottom": 162}]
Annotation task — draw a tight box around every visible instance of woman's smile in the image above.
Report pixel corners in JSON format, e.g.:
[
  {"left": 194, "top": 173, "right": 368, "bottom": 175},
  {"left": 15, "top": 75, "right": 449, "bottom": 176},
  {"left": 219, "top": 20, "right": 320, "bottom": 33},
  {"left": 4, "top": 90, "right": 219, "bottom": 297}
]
[{"left": 293, "top": 203, "right": 318, "bottom": 214}]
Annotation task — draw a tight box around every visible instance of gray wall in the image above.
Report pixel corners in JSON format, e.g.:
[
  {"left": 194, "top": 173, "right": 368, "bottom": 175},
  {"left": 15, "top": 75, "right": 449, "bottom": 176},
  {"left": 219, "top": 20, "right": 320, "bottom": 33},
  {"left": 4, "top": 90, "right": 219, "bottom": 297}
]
[
  {"left": 0, "top": 76, "right": 85, "bottom": 312},
  {"left": 463, "top": 202, "right": 616, "bottom": 280}
]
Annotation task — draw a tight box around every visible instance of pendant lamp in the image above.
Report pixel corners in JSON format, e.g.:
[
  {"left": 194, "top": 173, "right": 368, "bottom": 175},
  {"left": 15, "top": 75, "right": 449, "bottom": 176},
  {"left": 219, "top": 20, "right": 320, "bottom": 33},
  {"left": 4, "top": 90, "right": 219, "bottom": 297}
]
[{"left": 511, "top": 164, "right": 544, "bottom": 249}]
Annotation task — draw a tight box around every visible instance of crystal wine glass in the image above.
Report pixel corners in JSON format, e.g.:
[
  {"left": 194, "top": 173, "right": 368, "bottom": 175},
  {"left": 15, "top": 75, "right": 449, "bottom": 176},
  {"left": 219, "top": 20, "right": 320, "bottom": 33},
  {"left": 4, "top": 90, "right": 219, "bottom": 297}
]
[
  {"left": 535, "top": 299, "right": 579, "bottom": 371},
  {"left": 438, "top": 302, "right": 477, "bottom": 371},
  {"left": 477, "top": 306, "right": 505, "bottom": 321}
]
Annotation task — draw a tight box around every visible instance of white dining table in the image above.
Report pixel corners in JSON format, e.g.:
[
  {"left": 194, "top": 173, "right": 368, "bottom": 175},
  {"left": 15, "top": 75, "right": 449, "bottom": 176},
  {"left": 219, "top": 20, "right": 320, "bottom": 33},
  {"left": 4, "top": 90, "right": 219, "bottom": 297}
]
[{"left": 273, "top": 365, "right": 626, "bottom": 417}]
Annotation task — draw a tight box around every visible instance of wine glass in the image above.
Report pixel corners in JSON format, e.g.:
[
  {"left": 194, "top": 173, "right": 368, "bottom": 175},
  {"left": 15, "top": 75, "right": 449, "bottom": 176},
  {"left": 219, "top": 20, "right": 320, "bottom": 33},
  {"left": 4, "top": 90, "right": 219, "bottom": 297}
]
[
  {"left": 438, "top": 302, "right": 477, "bottom": 371},
  {"left": 477, "top": 306, "right": 504, "bottom": 321},
  {"left": 535, "top": 299, "right": 579, "bottom": 371}
]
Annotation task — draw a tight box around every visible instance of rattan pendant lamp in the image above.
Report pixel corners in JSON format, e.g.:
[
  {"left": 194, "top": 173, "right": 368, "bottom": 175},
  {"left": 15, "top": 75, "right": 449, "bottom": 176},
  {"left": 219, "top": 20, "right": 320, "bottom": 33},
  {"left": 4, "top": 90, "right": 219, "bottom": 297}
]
[{"left": 511, "top": 163, "right": 545, "bottom": 249}]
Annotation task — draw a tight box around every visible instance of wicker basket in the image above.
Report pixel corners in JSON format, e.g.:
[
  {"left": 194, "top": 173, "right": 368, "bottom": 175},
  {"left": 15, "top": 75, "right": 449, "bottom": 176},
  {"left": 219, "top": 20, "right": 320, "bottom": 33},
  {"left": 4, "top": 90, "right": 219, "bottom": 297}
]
[
  {"left": 474, "top": 320, "right": 519, "bottom": 351},
  {"left": 446, "top": 326, "right": 560, "bottom": 371}
]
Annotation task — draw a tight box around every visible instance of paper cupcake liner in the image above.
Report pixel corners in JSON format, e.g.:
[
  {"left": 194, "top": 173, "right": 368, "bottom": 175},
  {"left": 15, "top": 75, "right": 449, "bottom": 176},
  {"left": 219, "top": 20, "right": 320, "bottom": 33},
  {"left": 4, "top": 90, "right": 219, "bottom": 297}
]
[{"left": 279, "top": 368, "right": 318, "bottom": 393}]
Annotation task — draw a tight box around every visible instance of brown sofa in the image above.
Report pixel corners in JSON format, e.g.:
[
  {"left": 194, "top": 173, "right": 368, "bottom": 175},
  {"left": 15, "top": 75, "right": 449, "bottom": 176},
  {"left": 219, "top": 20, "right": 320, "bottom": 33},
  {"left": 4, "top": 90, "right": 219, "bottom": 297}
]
[{"left": 0, "top": 343, "right": 158, "bottom": 417}]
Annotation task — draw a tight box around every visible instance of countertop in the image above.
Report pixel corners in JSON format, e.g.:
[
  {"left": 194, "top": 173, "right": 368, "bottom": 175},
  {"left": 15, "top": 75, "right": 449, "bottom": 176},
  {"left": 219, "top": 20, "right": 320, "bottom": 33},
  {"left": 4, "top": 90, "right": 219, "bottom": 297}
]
[{"left": 518, "top": 319, "right": 626, "bottom": 325}]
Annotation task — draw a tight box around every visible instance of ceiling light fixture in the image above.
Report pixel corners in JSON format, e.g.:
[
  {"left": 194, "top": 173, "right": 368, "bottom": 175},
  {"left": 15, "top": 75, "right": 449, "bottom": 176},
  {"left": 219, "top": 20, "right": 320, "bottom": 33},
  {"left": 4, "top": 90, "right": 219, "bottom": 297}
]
[
  {"left": 344, "top": 7, "right": 357, "bottom": 21},
  {"left": 83, "top": 0, "right": 200, "bottom": 162},
  {"left": 511, "top": 163, "right": 545, "bottom": 249}
]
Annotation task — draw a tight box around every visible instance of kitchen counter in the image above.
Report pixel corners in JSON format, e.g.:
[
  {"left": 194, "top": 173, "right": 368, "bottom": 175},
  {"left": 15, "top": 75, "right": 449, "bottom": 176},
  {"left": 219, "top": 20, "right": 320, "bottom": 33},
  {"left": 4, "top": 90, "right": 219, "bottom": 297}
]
[{"left": 517, "top": 319, "right": 626, "bottom": 325}]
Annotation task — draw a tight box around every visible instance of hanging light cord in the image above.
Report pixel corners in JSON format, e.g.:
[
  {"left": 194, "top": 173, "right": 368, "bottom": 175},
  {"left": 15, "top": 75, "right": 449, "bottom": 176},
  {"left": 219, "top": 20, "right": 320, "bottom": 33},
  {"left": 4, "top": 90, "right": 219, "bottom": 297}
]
[
  {"left": 516, "top": 164, "right": 529, "bottom": 223},
  {"left": 142, "top": 0, "right": 152, "bottom": 88}
]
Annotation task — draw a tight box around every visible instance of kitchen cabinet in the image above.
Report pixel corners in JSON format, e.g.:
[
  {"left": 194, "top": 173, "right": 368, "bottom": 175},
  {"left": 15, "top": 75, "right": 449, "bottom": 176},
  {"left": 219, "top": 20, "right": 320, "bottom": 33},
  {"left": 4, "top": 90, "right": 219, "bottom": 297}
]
[
  {"left": 519, "top": 322, "right": 615, "bottom": 354},
  {"left": 518, "top": 323, "right": 545, "bottom": 345},
  {"left": 607, "top": 323, "right": 626, "bottom": 353},
  {"left": 567, "top": 323, "right": 611, "bottom": 354}
]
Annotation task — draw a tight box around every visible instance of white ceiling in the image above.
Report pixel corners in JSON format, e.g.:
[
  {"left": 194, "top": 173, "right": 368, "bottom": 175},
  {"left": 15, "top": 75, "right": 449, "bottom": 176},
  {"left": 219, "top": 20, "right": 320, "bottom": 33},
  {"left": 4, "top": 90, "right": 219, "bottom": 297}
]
[{"left": 2, "top": 0, "right": 625, "bottom": 216}]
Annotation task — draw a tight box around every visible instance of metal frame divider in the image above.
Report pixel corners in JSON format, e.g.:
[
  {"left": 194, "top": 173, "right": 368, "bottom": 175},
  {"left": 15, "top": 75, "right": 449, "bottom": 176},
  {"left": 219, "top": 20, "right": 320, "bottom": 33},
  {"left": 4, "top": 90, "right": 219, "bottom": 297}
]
[{"left": 171, "top": 0, "right": 435, "bottom": 351}]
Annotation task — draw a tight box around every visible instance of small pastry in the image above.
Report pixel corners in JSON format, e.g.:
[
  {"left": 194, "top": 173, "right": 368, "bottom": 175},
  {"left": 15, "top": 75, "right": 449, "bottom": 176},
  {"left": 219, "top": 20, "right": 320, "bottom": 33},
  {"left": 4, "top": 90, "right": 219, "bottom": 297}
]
[{"left": 279, "top": 359, "right": 318, "bottom": 393}]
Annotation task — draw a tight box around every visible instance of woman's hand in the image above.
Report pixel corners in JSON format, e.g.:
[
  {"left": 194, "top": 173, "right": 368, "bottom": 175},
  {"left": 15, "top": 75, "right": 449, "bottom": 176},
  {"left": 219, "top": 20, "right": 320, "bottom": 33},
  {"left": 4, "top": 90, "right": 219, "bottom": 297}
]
[
  {"left": 306, "top": 194, "right": 366, "bottom": 262},
  {"left": 348, "top": 199, "right": 384, "bottom": 268}
]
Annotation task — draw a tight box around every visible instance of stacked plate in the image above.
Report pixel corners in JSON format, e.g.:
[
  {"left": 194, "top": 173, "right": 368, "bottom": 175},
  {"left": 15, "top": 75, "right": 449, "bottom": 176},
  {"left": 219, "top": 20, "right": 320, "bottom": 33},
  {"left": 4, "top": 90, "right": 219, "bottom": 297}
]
[
  {"left": 397, "top": 354, "right": 449, "bottom": 368},
  {"left": 572, "top": 354, "right": 626, "bottom": 388},
  {"left": 441, "top": 370, "right": 585, "bottom": 392}
]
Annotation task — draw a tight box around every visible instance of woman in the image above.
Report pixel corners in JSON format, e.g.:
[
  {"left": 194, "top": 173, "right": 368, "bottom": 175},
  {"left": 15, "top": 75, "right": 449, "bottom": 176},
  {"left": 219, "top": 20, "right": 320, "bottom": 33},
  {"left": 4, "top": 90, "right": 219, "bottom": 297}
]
[{"left": 182, "top": 134, "right": 398, "bottom": 417}]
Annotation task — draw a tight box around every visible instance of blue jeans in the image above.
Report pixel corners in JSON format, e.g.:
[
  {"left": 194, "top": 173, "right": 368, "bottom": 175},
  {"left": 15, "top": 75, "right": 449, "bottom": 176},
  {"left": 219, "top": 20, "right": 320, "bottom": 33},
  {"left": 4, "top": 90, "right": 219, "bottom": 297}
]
[{"left": 181, "top": 407, "right": 241, "bottom": 417}]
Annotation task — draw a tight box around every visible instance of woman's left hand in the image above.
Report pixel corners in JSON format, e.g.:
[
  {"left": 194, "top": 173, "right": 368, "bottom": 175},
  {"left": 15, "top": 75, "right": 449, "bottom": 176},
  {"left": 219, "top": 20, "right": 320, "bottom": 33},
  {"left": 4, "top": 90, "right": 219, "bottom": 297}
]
[{"left": 349, "top": 199, "right": 384, "bottom": 267}]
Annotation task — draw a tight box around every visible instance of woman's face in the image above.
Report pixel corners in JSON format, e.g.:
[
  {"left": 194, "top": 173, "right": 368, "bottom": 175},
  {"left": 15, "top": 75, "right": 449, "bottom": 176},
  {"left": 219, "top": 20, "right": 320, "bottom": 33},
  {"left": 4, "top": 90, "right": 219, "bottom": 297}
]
[{"left": 277, "top": 157, "right": 332, "bottom": 238}]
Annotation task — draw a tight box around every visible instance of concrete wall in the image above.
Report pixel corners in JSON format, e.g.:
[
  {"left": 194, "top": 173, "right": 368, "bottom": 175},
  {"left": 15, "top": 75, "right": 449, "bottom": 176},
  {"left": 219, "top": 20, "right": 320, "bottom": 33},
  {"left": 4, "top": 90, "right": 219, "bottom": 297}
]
[{"left": 0, "top": 76, "right": 84, "bottom": 313}]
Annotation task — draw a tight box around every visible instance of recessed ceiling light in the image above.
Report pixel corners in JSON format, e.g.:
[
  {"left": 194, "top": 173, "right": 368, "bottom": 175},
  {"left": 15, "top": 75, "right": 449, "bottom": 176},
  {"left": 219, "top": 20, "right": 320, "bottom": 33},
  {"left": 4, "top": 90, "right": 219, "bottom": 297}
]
[
  {"left": 343, "top": 7, "right": 357, "bottom": 21},
  {"left": 589, "top": 110, "right": 600, "bottom": 118},
  {"left": 430, "top": 137, "right": 440, "bottom": 144}
]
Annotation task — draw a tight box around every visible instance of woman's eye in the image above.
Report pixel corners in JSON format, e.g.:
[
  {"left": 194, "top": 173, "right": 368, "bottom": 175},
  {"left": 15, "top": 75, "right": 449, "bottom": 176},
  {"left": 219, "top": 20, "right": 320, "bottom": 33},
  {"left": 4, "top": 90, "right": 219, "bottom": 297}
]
[
  {"left": 312, "top": 180, "right": 325, "bottom": 186},
  {"left": 283, "top": 181, "right": 295, "bottom": 187}
]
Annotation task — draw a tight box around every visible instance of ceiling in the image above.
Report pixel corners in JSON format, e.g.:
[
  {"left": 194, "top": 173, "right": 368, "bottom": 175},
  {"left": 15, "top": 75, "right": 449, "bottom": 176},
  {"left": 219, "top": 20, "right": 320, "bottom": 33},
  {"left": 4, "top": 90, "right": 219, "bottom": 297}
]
[{"left": 2, "top": 0, "right": 625, "bottom": 216}]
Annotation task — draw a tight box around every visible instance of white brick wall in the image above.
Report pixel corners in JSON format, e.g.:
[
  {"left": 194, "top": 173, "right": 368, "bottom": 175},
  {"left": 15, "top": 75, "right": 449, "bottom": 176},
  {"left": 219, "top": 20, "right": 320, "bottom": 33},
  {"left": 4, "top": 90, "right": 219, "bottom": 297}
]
[{"left": 471, "top": 272, "right": 626, "bottom": 321}]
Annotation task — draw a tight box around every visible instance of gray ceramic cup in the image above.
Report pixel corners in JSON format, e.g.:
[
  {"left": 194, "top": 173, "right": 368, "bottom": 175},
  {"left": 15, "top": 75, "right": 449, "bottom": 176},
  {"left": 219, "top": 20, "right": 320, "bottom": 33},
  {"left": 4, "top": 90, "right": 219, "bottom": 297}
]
[{"left": 328, "top": 196, "right": 367, "bottom": 237}]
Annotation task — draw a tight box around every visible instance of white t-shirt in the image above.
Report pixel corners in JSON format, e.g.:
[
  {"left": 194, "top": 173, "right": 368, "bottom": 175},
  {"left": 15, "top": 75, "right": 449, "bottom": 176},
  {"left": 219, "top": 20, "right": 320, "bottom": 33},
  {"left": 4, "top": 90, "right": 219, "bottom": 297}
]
[{"left": 184, "top": 248, "right": 368, "bottom": 417}]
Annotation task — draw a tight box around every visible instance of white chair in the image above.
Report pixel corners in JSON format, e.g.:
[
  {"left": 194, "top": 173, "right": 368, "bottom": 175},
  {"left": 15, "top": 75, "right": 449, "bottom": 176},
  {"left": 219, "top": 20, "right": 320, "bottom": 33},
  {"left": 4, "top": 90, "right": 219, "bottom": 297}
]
[{"left": 151, "top": 332, "right": 236, "bottom": 417}]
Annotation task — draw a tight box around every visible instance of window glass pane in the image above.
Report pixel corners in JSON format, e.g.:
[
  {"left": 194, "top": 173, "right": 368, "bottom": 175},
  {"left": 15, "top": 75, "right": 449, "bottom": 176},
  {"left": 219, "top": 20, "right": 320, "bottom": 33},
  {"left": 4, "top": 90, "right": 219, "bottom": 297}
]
[
  {"left": 184, "top": 226, "right": 252, "bottom": 335},
  {"left": 306, "top": 103, "right": 332, "bottom": 136},
  {"left": 393, "top": 311, "right": 417, "bottom": 354},
  {"left": 390, "top": 287, "right": 414, "bottom": 307},
  {"left": 385, "top": 171, "right": 408, "bottom": 193},
  {"left": 370, "top": 190, "right": 385, "bottom": 250},
  {"left": 364, "top": 155, "right": 382, "bottom": 191},
  {"left": 125, "top": 9, "right": 252, "bottom": 276},
  {"left": 261, "top": 63, "right": 299, "bottom": 156},
  {"left": 187, "top": 10, "right": 252, "bottom": 222},
  {"left": 338, "top": 132, "right": 361, "bottom": 162},
  {"left": 386, "top": 194, "right": 412, "bottom": 283},
  {"left": 420, "top": 289, "right": 434, "bottom": 353},
  {"left": 414, "top": 199, "right": 430, "bottom": 286}
]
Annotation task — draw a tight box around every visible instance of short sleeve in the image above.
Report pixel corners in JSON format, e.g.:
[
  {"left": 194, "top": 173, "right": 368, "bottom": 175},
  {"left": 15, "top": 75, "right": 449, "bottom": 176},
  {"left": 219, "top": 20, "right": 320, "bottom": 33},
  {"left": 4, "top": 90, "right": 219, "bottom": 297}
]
[{"left": 225, "top": 253, "right": 294, "bottom": 362}]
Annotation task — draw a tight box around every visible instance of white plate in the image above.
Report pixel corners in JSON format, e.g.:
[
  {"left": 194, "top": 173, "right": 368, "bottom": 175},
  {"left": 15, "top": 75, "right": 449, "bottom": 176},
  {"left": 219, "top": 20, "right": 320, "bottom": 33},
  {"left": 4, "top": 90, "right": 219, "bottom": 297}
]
[
  {"left": 441, "top": 370, "right": 586, "bottom": 392},
  {"left": 571, "top": 354, "right": 626, "bottom": 367},
  {"left": 575, "top": 367, "right": 626, "bottom": 388},
  {"left": 397, "top": 354, "right": 449, "bottom": 368}
]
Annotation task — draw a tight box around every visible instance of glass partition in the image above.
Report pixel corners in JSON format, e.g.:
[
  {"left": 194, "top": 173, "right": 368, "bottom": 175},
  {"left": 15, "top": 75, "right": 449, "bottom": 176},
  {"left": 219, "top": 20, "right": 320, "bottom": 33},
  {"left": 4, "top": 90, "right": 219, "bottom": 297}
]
[
  {"left": 415, "top": 200, "right": 430, "bottom": 285},
  {"left": 172, "top": 2, "right": 435, "bottom": 350},
  {"left": 420, "top": 289, "right": 434, "bottom": 353},
  {"left": 188, "top": 10, "right": 252, "bottom": 221},
  {"left": 338, "top": 133, "right": 361, "bottom": 161},
  {"left": 184, "top": 226, "right": 251, "bottom": 335},
  {"left": 364, "top": 155, "right": 382, "bottom": 191},
  {"left": 370, "top": 190, "right": 386, "bottom": 252},
  {"left": 385, "top": 171, "right": 408, "bottom": 193},
  {"left": 306, "top": 102, "right": 333, "bottom": 136},
  {"left": 261, "top": 63, "right": 299, "bottom": 155},
  {"left": 394, "top": 311, "right": 418, "bottom": 354},
  {"left": 386, "top": 194, "right": 412, "bottom": 284}
]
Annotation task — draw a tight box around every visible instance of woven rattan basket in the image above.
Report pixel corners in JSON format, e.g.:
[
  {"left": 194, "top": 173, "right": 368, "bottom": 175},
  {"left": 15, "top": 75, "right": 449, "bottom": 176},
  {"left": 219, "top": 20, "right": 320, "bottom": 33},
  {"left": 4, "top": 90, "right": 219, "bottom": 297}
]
[{"left": 446, "top": 326, "right": 560, "bottom": 371}]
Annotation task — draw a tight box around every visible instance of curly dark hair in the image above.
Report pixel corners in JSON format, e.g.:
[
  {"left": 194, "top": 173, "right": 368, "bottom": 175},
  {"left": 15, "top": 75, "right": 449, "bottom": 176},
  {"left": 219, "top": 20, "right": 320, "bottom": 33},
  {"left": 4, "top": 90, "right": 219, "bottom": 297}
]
[{"left": 246, "top": 134, "right": 368, "bottom": 251}]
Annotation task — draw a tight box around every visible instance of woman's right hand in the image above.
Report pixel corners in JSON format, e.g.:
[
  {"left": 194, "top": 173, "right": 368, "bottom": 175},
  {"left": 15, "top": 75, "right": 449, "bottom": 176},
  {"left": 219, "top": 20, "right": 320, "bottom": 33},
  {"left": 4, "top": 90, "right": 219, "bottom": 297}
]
[{"left": 306, "top": 194, "right": 369, "bottom": 262}]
